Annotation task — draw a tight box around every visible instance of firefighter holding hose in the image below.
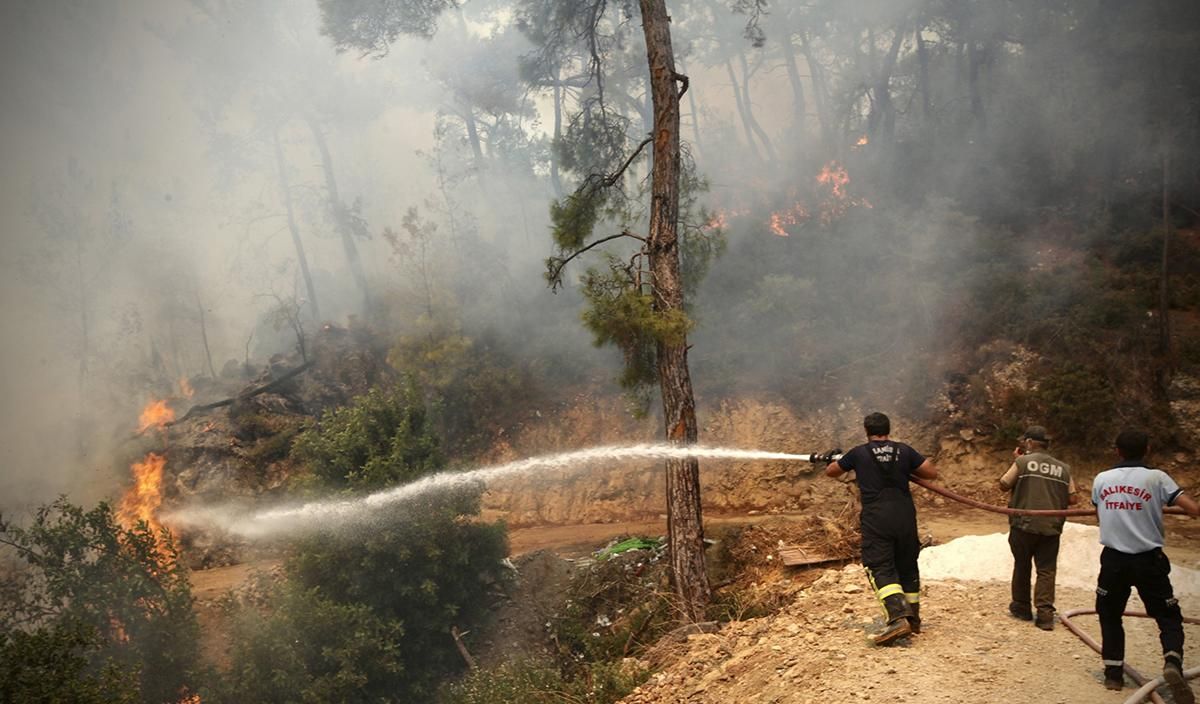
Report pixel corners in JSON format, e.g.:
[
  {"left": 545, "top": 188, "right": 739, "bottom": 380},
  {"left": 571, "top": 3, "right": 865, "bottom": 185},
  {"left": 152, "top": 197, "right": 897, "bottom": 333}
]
[
  {"left": 999, "top": 425, "right": 1077, "bottom": 631},
  {"left": 1093, "top": 429, "right": 1200, "bottom": 700},
  {"left": 818, "top": 411, "right": 939, "bottom": 645}
]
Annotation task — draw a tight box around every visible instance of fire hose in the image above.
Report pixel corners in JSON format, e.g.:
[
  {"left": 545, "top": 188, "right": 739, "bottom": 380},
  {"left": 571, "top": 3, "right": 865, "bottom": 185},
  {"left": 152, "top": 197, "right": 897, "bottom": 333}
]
[
  {"left": 908, "top": 480, "right": 1195, "bottom": 702},
  {"left": 807, "top": 456, "right": 1194, "bottom": 702}
]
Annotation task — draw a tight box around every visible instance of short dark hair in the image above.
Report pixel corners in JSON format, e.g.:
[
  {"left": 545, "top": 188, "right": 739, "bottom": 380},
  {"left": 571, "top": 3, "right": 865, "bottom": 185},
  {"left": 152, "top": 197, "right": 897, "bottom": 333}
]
[
  {"left": 864, "top": 412, "right": 890, "bottom": 437},
  {"left": 1115, "top": 429, "right": 1149, "bottom": 461}
]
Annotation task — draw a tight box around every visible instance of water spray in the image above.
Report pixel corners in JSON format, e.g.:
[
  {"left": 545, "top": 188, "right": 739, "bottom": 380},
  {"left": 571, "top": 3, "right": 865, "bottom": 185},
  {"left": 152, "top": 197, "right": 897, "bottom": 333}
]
[{"left": 166, "top": 444, "right": 828, "bottom": 539}]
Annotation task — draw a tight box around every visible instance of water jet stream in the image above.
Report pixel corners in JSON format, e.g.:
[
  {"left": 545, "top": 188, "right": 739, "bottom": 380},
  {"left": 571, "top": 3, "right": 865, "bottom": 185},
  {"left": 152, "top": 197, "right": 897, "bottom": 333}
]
[{"left": 165, "top": 444, "right": 819, "bottom": 539}]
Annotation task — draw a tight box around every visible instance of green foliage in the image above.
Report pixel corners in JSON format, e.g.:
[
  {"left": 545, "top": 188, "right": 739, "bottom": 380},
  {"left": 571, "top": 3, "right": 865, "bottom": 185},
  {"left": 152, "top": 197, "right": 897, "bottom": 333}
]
[
  {"left": 579, "top": 266, "right": 693, "bottom": 400},
  {"left": 0, "top": 499, "right": 199, "bottom": 704},
  {"left": 549, "top": 188, "right": 605, "bottom": 253},
  {"left": 1033, "top": 362, "right": 1117, "bottom": 446},
  {"left": 318, "top": 0, "right": 457, "bottom": 53},
  {"left": 221, "top": 385, "right": 510, "bottom": 703},
  {"left": 211, "top": 583, "right": 407, "bottom": 704},
  {"left": 388, "top": 326, "right": 537, "bottom": 458},
  {"left": 442, "top": 658, "right": 644, "bottom": 704},
  {"left": 290, "top": 385, "right": 443, "bottom": 491},
  {"left": 0, "top": 621, "right": 138, "bottom": 704}
]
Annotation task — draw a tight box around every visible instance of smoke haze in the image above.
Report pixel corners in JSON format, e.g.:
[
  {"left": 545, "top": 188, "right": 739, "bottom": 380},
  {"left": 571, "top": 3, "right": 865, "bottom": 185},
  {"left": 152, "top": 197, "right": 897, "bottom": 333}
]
[{"left": 2, "top": 0, "right": 1198, "bottom": 513}]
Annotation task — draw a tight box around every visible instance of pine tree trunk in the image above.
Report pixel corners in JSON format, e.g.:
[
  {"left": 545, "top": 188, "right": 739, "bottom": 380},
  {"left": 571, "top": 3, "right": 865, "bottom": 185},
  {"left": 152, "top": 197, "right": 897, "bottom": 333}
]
[
  {"left": 1159, "top": 146, "right": 1172, "bottom": 364},
  {"left": 780, "top": 33, "right": 808, "bottom": 132},
  {"left": 305, "top": 115, "right": 371, "bottom": 317},
  {"left": 551, "top": 69, "right": 564, "bottom": 198},
  {"left": 915, "top": 24, "right": 932, "bottom": 125},
  {"left": 737, "top": 51, "right": 777, "bottom": 162},
  {"left": 724, "top": 58, "right": 763, "bottom": 163},
  {"left": 639, "top": 0, "right": 710, "bottom": 622},
  {"left": 799, "top": 31, "right": 833, "bottom": 148},
  {"left": 195, "top": 289, "right": 217, "bottom": 379},
  {"left": 675, "top": 58, "right": 705, "bottom": 160},
  {"left": 272, "top": 129, "right": 321, "bottom": 322}
]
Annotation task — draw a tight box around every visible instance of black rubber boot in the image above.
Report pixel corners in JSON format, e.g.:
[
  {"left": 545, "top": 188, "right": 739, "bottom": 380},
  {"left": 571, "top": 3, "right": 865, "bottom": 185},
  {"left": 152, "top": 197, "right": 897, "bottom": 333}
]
[
  {"left": 1008, "top": 601, "right": 1033, "bottom": 621},
  {"left": 1104, "top": 665, "right": 1124, "bottom": 691},
  {"left": 873, "top": 594, "right": 913, "bottom": 646},
  {"left": 908, "top": 603, "right": 921, "bottom": 634}
]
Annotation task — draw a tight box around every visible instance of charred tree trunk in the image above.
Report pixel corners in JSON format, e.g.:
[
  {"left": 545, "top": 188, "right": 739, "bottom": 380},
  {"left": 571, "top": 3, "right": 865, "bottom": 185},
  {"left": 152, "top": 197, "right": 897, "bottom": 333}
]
[
  {"left": 799, "top": 31, "right": 833, "bottom": 149},
  {"left": 272, "top": 129, "right": 320, "bottom": 322},
  {"left": 915, "top": 24, "right": 932, "bottom": 125},
  {"left": 462, "top": 105, "right": 486, "bottom": 168},
  {"left": 967, "top": 42, "right": 987, "bottom": 131},
  {"left": 724, "top": 58, "right": 763, "bottom": 163},
  {"left": 639, "top": 0, "right": 710, "bottom": 622},
  {"left": 867, "top": 23, "right": 906, "bottom": 148},
  {"left": 551, "top": 68, "right": 565, "bottom": 198},
  {"left": 305, "top": 115, "right": 372, "bottom": 316},
  {"left": 677, "top": 58, "right": 705, "bottom": 160},
  {"left": 1159, "top": 146, "right": 1172, "bottom": 364},
  {"left": 781, "top": 34, "right": 808, "bottom": 133},
  {"left": 737, "top": 51, "right": 777, "bottom": 162},
  {"left": 195, "top": 289, "right": 217, "bottom": 379},
  {"left": 74, "top": 237, "right": 90, "bottom": 459}
]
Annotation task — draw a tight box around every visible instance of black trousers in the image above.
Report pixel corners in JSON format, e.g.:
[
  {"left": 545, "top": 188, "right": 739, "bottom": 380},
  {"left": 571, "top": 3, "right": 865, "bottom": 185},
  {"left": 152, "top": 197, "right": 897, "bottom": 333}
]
[
  {"left": 1008, "top": 527, "right": 1060, "bottom": 613},
  {"left": 1096, "top": 546, "right": 1185, "bottom": 666},
  {"left": 861, "top": 494, "right": 921, "bottom": 596}
]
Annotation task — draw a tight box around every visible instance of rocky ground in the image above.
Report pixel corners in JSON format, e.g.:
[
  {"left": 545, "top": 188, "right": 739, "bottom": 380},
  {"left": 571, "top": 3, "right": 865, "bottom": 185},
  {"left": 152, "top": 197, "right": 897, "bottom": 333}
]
[{"left": 617, "top": 519, "right": 1200, "bottom": 704}]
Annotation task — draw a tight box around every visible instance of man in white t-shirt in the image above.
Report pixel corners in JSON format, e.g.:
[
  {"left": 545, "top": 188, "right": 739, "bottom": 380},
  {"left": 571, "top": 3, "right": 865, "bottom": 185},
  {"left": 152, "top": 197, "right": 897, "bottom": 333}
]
[{"left": 1092, "top": 429, "right": 1200, "bottom": 701}]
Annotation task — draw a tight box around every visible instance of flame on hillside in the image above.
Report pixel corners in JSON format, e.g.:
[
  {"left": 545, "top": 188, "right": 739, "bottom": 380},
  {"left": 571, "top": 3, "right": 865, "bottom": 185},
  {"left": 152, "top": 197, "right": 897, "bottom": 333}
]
[
  {"left": 703, "top": 206, "right": 748, "bottom": 230},
  {"left": 855, "top": 135, "right": 869, "bottom": 146},
  {"left": 768, "top": 203, "right": 810, "bottom": 237},
  {"left": 138, "top": 399, "right": 175, "bottom": 433},
  {"left": 816, "top": 161, "right": 850, "bottom": 199},
  {"left": 118, "top": 452, "right": 166, "bottom": 535}
]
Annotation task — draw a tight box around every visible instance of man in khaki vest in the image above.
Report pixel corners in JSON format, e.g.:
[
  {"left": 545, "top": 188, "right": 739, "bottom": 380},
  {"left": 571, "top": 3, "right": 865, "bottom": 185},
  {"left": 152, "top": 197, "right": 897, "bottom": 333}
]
[{"left": 999, "top": 425, "right": 1077, "bottom": 630}]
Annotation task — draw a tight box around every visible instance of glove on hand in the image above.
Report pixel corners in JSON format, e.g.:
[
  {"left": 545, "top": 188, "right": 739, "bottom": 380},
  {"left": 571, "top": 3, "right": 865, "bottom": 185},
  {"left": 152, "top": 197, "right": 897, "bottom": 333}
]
[{"left": 810, "top": 448, "right": 843, "bottom": 464}]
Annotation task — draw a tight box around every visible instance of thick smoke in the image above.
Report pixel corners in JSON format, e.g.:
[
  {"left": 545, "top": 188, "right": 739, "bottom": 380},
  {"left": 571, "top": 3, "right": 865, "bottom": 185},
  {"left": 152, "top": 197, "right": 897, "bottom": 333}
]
[{"left": 1, "top": 0, "right": 1197, "bottom": 513}]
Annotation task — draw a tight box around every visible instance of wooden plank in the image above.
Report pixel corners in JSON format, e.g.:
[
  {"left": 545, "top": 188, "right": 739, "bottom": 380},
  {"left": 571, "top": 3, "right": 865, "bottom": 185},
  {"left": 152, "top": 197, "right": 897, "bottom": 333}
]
[{"left": 778, "top": 545, "right": 845, "bottom": 567}]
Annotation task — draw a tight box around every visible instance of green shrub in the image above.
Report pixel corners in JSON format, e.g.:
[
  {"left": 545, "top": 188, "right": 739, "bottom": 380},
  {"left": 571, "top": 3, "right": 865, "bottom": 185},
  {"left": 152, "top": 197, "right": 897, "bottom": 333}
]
[
  {"left": 0, "top": 621, "right": 139, "bottom": 704},
  {"left": 441, "top": 658, "right": 645, "bottom": 704},
  {"left": 1034, "top": 362, "right": 1117, "bottom": 445},
  {"left": 211, "top": 583, "right": 406, "bottom": 704},
  {"left": 0, "top": 499, "right": 199, "bottom": 704},
  {"left": 218, "top": 385, "right": 510, "bottom": 703},
  {"left": 290, "top": 385, "right": 442, "bottom": 491},
  {"left": 388, "top": 327, "right": 538, "bottom": 458}
]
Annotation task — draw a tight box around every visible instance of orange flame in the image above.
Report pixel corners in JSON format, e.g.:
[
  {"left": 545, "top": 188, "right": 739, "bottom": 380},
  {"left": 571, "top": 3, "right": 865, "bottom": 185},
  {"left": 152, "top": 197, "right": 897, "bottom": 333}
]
[
  {"left": 179, "top": 376, "right": 194, "bottom": 399},
  {"left": 138, "top": 399, "right": 175, "bottom": 433},
  {"left": 705, "top": 210, "right": 728, "bottom": 230},
  {"left": 817, "top": 161, "right": 850, "bottom": 199},
  {"left": 117, "top": 452, "right": 166, "bottom": 534},
  {"left": 768, "top": 203, "right": 810, "bottom": 237},
  {"left": 855, "top": 135, "right": 869, "bottom": 146}
]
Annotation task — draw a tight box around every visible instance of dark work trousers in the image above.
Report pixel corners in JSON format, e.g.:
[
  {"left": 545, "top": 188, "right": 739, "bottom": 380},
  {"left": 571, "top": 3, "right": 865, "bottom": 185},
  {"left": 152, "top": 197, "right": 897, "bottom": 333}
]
[
  {"left": 860, "top": 490, "right": 921, "bottom": 596},
  {"left": 1008, "top": 527, "right": 1061, "bottom": 612},
  {"left": 1095, "top": 546, "right": 1185, "bottom": 667}
]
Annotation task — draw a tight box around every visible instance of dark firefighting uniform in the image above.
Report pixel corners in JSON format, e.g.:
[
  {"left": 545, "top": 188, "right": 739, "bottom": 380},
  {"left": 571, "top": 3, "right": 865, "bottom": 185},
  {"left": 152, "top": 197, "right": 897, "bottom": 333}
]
[{"left": 837, "top": 440, "right": 926, "bottom": 613}]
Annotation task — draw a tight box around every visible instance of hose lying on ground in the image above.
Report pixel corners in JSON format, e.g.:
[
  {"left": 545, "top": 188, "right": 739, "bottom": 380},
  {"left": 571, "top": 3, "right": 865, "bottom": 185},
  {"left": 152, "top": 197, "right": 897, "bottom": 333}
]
[
  {"left": 903, "top": 477, "right": 1192, "bottom": 703},
  {"left": 1124, "top": 666, "right": 1200, "bottom": 704}
]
